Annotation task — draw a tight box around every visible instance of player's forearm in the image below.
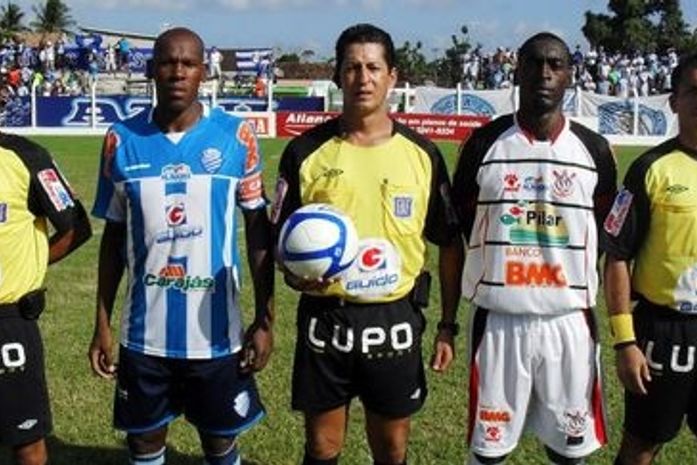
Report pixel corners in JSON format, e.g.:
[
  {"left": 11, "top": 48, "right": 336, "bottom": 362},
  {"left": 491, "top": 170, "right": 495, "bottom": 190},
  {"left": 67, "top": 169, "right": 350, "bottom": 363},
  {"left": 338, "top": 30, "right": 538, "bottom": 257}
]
[
  {"left": 248, "top": 246, "right": 275, "bottom": 324},
  {"left": 438, "top": 238, "right": 464, "bottom": 323},
  {"left": 48, "top": 202, "right": 92, "bottom": 264},
  {"left": 604, "top": 255, "right": 633, "bottom": 316},
  {"left": 95, "top": 222, "right": 126, "bottom": 325},
  {"left": 244, "top": 210, "right": 275, "bottom": 325},
  {"left": 604, "top": 254, "right": 637, "bottom": 348}
]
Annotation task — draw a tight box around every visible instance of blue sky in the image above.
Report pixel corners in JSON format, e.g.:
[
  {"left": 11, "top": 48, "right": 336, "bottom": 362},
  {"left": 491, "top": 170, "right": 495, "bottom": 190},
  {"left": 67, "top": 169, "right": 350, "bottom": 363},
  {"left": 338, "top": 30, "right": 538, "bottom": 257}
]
[{"left": 12, "top": 0, "right": 697, "bottom": 58}]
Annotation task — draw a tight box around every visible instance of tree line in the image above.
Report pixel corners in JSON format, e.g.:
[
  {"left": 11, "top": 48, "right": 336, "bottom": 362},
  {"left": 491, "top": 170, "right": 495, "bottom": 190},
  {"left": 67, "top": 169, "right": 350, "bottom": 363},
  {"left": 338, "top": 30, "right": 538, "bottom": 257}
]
[{"left": 279, "top": 0, "right": 697, "bottom": 87}]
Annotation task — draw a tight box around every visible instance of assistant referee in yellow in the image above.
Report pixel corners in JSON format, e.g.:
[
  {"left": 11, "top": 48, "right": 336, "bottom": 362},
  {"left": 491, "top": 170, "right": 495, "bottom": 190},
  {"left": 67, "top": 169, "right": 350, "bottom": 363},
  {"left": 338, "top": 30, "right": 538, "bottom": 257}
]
[{"left": 0, "top": 124, "right": 91, "bottom": 465}]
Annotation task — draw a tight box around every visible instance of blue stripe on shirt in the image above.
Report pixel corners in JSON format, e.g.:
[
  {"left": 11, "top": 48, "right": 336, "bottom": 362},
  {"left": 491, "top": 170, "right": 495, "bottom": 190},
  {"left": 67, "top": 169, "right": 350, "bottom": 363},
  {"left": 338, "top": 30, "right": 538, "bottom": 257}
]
[{"left": 210, "top": 177, "right": 231, "bottom": 357}]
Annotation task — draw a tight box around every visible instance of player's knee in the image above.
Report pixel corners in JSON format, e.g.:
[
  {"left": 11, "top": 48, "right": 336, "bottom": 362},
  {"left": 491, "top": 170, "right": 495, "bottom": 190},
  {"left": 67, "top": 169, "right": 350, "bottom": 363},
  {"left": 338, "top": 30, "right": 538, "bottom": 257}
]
[
  {"left": 305, "top": 431, "right": 344, "bottom": 458},
  {"left": 617, "top": 431, "right": 663, "bottom": 465},
  {"left": 127, "top": 428, "right": 167, "bottom": 464},
  {"left": 14, "top": 439, "right": 48, "bottom": 465},
  {"left": 469, "top": 452, "right": 508, "bottom": 465},
  {"left": 200, "top": 434, "right": 239, "bottom": 465},
  {"left": 544, "top": 446, "right": 587, "bottom": 465}
]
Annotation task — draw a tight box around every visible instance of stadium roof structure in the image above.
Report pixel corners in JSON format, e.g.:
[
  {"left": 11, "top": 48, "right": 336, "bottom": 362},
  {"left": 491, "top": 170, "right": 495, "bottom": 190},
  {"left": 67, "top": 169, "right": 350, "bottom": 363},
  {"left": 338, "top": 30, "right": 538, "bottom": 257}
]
[{"left": 79, "top": 26, "right": 157, "bottom": 43}]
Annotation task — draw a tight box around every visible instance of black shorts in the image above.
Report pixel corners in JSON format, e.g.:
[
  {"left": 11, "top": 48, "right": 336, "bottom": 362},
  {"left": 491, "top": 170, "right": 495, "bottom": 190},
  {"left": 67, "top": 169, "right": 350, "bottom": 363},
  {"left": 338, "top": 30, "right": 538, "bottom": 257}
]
[
  {"left": 115, "top": 346, "right": 265, "bottom": 435},
  {"left": 0, "top": 308, "right": 52, "bottom": 446},
  {"left": 292, "top": 294, "right": 427, "bottom": 418},
  {"left": 624, "top": 300, "right": 697, "bottom": 443}
]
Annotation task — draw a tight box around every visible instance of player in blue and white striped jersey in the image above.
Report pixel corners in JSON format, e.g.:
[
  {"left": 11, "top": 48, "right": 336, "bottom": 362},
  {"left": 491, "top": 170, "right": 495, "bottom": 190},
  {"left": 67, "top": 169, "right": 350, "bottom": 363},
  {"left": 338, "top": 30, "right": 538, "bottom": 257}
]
[{"left": 89, "top": 27, "right": 274, "bottom": 465}]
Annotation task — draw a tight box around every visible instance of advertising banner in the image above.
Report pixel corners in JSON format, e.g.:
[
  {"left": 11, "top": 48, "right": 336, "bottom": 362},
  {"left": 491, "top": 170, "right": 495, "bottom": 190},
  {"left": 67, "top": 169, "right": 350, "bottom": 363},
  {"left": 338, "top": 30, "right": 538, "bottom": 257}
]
[
  {"left": 412, "top": 87, "right": 515, "bottom": 116},
  {"left": 580, "top": 91, "right": 674, "bottom": 136},
  {"left": 277, "top": 111, "right": 488, "bottom": 141}
]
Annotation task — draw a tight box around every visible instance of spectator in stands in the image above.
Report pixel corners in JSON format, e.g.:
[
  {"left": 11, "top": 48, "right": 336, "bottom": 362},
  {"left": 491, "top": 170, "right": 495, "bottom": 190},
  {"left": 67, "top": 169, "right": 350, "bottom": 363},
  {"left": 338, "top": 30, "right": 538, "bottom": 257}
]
[
  {"left": 105, "top": 44, "right": 117, "bottom": 75},
  {"left": 253, "top": 72, "right": 267, "bottom": 97},
  {"left": 117, "top": 37, "right": 131, "bottom": 73},
  {"left": 208, "top": 45, "right": 223, "bottom": 79}
]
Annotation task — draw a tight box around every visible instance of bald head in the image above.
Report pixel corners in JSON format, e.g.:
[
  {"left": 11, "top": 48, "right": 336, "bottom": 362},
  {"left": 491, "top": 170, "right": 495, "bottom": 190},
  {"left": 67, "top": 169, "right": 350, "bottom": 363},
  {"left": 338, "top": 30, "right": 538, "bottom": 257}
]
[{"left": 154, "top": 27, "right": 205, "bottom": 62}]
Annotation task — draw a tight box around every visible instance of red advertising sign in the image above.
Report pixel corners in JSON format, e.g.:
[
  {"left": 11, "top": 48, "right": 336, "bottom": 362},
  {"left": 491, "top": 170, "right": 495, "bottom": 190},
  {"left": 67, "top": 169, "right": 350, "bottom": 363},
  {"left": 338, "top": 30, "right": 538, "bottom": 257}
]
[
  {"left": 393, "top": 113, "right": 490, "bottom": 141},
  {"left": 276, "top": 111, "right": 338, "bottom": 137},
  {"left": 242, "top": 113, "right": 273, "bottom": 137},
  {"left": 276, "top": 111, "right": 489, "bottom": 141}
]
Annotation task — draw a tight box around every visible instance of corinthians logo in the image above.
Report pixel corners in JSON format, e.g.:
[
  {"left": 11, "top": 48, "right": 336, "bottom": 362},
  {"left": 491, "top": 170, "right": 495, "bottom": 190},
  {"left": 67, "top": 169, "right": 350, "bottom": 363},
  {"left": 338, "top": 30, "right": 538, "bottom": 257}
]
[{"left": 499, "top": 201, "right": 569, "bottom": 246}]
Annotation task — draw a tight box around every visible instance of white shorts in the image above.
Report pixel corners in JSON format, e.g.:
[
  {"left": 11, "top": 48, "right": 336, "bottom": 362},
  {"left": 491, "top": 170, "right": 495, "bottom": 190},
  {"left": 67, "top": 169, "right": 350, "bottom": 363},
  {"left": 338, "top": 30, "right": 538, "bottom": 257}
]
[{"left": 467, "top": 308, "right": 607, "bottom": 458}]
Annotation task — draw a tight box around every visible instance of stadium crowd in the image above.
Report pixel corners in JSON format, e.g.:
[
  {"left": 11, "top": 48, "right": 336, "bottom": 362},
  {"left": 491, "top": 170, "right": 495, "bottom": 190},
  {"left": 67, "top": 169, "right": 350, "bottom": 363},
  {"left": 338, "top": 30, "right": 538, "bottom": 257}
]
[
  {"left": 0, "top": 33, "right": 133, "bottom": 97},
  {"left": 459, "top": 45, "right": 680, "bottom": 96}
]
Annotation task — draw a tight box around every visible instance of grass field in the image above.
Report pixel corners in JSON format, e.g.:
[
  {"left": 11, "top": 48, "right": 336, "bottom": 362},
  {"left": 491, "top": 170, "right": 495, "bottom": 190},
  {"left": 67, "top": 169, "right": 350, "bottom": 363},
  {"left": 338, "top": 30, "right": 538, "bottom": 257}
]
[{"left": 1, "top": 137, "right": 694, "bottom": 465}]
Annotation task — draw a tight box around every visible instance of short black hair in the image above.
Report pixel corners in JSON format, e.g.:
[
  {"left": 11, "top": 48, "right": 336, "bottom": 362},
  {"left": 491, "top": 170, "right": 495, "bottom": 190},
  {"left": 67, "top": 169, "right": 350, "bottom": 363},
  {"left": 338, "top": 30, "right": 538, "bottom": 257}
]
[
  {"left": 153, "top": 27, "right": 205, "bottom": 62},
  {"left": 671, "top": 53, "right": 697, "bottom": 93},
  {"left": 518, "top": 32, "right": 571, "bottom": 65},
  {"left": 333, "top": 23, "right": 395, "bottom": 86}
]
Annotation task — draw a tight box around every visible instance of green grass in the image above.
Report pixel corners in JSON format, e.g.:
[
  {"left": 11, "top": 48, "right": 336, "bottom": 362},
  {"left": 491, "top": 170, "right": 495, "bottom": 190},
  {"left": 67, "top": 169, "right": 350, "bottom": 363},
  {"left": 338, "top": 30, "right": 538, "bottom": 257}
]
[{"left": 1, "top": 138, "right": 694, "bottom": 464}]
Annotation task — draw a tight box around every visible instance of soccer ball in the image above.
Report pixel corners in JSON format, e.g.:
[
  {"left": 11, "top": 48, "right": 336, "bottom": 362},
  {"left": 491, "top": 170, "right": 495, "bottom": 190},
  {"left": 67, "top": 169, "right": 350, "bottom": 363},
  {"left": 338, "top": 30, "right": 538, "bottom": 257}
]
[{"left": 278, "top": 203, "right": 359, "bottom": 280}]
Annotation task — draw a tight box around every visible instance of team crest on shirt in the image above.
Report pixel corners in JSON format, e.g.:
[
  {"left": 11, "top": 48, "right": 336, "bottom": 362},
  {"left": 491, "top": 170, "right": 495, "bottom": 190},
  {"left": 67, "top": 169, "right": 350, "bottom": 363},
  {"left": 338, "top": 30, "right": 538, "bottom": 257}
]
[
  {"left": 603, "top": 188, "right": 633, "bottom": 237},
  {"left": 0, "top": 203, "right": 7, "bottom": 223},
  {"left": 234, "top": 391, "right": 251, "bottom": 417},
  {"left": 552, "top": 169, "right": 577, "bottom": 198},
  {"left": 393, "top": 196, "right": 413, "bottom": 218},
  {"left": 200, "top": 148, "right": 223, "bottom": 174},
  {"left": 37, "top": 169, "right": 74, "bottom": 211}
]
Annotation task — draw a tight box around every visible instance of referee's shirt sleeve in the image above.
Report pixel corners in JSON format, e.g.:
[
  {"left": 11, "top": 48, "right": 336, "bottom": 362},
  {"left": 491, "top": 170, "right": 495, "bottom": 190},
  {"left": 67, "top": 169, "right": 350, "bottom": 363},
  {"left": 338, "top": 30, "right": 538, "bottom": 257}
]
[
  {"left": 600, "top": 159, "right": 650, "bottom": 261},
  {"left": 26, "top": 144, "right": 84, "bottom": 234},
  {"left": 270, "top": 139, "right": 302, "bottom": 239}
]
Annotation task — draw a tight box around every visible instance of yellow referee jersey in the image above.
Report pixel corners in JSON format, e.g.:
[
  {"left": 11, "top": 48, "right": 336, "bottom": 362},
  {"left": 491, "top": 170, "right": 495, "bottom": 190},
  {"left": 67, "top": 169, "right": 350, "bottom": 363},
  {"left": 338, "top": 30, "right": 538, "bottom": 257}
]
[
  {"left": 0, "top": 134, "right": 81, "bottom": 304},
  {"left": 603, "top": 138, "right": 697, "bottom": 313},
  {"left": 273, "top": 118, "right": 458, "bottom": 303}
]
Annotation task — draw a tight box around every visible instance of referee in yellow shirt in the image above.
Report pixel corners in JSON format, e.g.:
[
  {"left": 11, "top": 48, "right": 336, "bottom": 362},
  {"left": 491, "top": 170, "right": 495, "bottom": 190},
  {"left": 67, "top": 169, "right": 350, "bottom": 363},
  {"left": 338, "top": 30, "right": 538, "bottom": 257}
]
[{"left": 0, "top": 114, "right": 91, "bottom": 465}]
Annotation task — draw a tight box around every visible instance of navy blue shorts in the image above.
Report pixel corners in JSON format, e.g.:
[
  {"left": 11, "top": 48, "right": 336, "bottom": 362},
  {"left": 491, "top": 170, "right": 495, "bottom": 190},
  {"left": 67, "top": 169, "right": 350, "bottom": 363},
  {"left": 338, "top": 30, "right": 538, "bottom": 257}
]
[{"left": 114, "top": 346, "right": 265, "bottom": 435}]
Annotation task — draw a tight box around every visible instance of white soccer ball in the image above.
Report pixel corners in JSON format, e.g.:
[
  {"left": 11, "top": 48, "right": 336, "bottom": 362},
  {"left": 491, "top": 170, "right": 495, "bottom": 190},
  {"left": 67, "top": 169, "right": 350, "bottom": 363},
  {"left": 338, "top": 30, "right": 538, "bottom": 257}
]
[{"left": 278, "top": 203, "right": 359, "bottom": 280}]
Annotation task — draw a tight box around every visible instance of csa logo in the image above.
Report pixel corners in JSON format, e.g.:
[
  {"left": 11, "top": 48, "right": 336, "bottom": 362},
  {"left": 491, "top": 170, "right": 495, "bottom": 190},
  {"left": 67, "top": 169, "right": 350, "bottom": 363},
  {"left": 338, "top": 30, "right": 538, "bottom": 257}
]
[{"left": 201, "top": 148, "right": 223, "bottom": 174}]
